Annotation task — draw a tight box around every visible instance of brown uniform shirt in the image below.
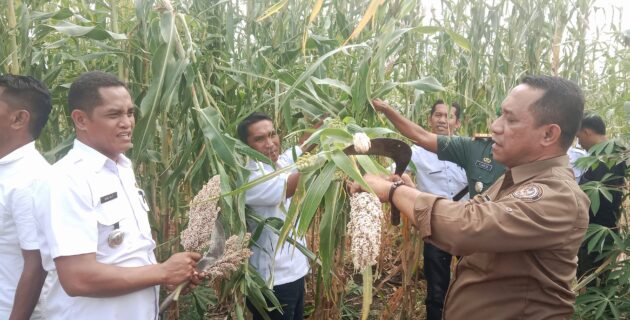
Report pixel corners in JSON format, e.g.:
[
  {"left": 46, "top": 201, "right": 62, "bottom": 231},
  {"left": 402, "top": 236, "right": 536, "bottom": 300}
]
[{"left": 413, "top": 156, "right": 589, "bottom": 319}]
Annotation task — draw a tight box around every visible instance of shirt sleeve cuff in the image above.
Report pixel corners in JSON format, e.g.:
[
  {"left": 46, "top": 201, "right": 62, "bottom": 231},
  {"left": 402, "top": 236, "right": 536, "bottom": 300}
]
[{"left": 413, "top": 194, "right": 444, "bottom": 239}]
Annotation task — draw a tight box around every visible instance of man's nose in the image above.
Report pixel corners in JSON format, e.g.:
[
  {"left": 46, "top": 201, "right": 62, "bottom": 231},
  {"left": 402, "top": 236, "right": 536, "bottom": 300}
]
[
  {"left": 490, "top": 118, "right": 501, "bottom": 134},
  {"left": 120, "top": 115, "right": 132, "bottom": 127}
]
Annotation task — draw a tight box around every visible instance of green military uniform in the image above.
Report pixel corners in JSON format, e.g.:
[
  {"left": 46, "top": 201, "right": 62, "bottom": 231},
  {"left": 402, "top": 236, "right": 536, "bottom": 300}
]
[{"left": 436, "top": 135, "right": 505, "bottom": 196}]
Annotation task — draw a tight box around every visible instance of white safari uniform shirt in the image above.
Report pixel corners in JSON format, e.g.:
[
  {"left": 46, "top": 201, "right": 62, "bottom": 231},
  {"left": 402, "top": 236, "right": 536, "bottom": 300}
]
[
  {"left": 567, "top": 146, "right": 587, "bottom": 183},
  {"left": 0, "top": 142, "right": 49, "bottom": 319},
  {"left": 408, "top": 145, "right": 468, "bottom": 200},
  {"left": 34, "top": 140, "right": 158, "bottom": 320},
  {"left": 245, "top": 147, "right": 309, "bottom": 286}
]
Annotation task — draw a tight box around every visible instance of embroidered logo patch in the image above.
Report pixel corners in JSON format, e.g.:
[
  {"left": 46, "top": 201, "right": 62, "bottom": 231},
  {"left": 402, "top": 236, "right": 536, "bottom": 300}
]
[{"left": 511, "top": 184, "right": 543, "bottom": 202}]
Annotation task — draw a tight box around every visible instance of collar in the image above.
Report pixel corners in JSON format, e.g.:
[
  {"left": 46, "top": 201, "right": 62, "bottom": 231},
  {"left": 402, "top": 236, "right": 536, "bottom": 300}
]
[
  {"left": 246, "top": 158, "right": 275, "bottom": 172},
  {"left": 511, "top": 155, "right": 569, "bottom": 184},
  {"left": 0, "top": 141, "right": 37, "bottom": 165},
  {"left": 72, "top": 139, "right": 132, "bottom": 172}
]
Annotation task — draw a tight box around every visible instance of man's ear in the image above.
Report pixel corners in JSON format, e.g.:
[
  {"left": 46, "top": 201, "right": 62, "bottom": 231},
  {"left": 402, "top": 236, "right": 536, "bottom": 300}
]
[
  {"left": 453, "top": 118, "right": 462, "bottom": 130},
  {"left": 71, "top": 109, "right": 89, "bottom": 131},
  {"left": 541, "top": 123, "right": 562, "bottom": 147},
  {"left": 10, "top": 109, "right": 30, "bottom": 130}
]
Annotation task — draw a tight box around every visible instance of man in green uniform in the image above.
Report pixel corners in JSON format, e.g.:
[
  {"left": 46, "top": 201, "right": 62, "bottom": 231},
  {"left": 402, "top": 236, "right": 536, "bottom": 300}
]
[{"left": 372, "top": 99, "right": 505, "bottom": 196}]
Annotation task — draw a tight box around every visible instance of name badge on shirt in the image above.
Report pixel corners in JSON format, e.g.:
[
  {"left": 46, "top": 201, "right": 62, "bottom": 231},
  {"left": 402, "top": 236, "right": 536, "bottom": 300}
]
[
  {"left": 100, "top": 192, "right": 118, "bottom": 204},
  {"left": 474, "top": 160, "right": 493, "bottom": 172}
]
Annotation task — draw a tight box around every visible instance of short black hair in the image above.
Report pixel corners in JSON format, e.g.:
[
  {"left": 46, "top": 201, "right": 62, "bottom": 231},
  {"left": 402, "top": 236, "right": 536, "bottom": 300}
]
[
  {"left": 0, "top": 74, "right": 52, "bottom": 139},
  {"left": 237, "top": 112, "right": 272, "bottom": 143},
  {"left": 430, "top": 99, "right": 461, "bottom": 120},
  {"left": 581, "top": 113, "right": 606, "bottom": 135},
  {"left": 521, "top": 75, "right": 584, "bottom": 149},
  {"left": 68, "top": 71, "right": 127, "bottom": 115}
]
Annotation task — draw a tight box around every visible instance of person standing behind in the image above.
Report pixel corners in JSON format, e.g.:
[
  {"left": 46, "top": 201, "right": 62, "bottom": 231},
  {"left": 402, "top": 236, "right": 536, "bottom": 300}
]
[
  {"left": 0, "top": 75, "right": 51, "bottom": 320},
  {"left": 567, "top": 146, "right": 587, "bottom": 182},
  {"left": 237, "top": 112, "right": 310, "bottom": 320},
  {"left": 575, "top": 113, "right": 627, "bottom": 281},
  {"left": 400, "top": 100, "right": 467, "bottom": 320},
  {"left": 34, "top": 71, "right": 201, "bottom": 319},
  {"left": 372, "top": 99, "right": 505, "bottom": 197}
]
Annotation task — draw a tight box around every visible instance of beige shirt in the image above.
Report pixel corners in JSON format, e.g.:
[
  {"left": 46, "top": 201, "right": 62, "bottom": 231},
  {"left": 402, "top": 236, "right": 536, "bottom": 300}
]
[{"left": 413, "top": 155, "right": 589, "bottom": 320}]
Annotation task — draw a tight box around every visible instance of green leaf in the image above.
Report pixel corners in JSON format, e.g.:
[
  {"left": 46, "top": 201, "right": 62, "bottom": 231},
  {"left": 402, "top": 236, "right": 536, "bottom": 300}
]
[
  {"left": 279, "top": 44, "right": 370, "bottom": 114},
  {"left": 330, "top": 149, "right": 371, "bottom": 192},
  {"left": 311, "top": 77, "right": 352, "bottom": 96},
  {"left": 197, "top": 107, "right": 237, "bottom": 168},
  {"left": 39, "top": 21, "right": 127, "bottom": 40},
  {"left": 445, "top": 29, "right": 471, "bottom": 51},
  {"left": 297, "top": 162, "right": 337, "bottom": 235},
  {"left": 397, "top": 76, "right": 445, "bottom": 92},
  {"left": 415, "top": 26, "right": 442, "bottom": 34},
  {"left": 319, "top": 180, "right": 344, "bottom": 290},
  {"left": 351, "top": 54, "right": 371, "bottom": 121}
]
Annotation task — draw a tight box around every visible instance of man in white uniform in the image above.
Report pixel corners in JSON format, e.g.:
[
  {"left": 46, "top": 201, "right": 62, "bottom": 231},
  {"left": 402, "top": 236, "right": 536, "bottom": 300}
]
[
  {"left": 34, "top": 71, "right": 201, "bottom": 319},
  {"left": 237, "top": 112, "right": 310, "bottom": 320},
  {"left": 407, "top": 101, "right": 467, "bottom": 320},
  {"left": 0, "top": 75, "right": 51, "bottom": 319}
]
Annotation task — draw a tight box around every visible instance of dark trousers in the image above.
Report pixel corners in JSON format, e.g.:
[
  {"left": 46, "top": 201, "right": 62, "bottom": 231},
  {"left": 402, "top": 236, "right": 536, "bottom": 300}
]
[
  {"left": 424, "top": 243, "right": 452, "bottom": 320},
  {"left": 577, "top": 233, "right": 615, "bottom": 287},
  {"left": 247, "top": 277, "right": 305, "bottom": 320}
]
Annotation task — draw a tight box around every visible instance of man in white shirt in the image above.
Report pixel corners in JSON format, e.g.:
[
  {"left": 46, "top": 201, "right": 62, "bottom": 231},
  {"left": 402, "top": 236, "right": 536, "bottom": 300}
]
[
  {"left": 0, "top": 75, "right": 51, "bottom": 320},
  {"left": 567, "top": 146, "right": 587, "bottom": 182},
  {"left": 407, "top": 101, "right": 467, "bottom": 320},
  {"left": 34, "top": 71, "right": 201, "bottom": 319},
  {"left": 237, "top": 112, "right": 310, "bottom": 320}
]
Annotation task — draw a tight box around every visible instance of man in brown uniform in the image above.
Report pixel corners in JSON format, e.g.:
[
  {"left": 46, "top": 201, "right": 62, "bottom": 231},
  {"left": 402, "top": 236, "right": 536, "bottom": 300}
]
[{"left": 351, "top": 75, "right": 589, "bottom": 319}]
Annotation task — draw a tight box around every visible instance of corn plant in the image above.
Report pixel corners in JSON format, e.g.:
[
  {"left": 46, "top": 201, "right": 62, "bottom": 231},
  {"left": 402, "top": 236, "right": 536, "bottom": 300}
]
[{"left": 1, "top": 0, "right": 628, "bottom": 319}]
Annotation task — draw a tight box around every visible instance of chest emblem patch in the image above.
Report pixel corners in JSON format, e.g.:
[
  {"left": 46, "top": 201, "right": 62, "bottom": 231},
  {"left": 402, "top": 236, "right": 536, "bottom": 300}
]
[{"left": 511, "top": 184, "right": 543, "bottom": 202}]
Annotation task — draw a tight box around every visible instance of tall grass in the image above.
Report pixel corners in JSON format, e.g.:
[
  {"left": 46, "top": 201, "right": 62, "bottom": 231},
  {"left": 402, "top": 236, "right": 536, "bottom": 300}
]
[{"left": 1, "top": 0, "right": 627, "bottom": 318}]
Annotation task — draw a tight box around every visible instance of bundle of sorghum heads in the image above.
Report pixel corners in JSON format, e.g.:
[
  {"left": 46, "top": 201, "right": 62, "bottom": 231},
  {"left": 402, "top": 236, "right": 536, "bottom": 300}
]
[
  {"left": 296, "top": 152, "right": 317, "bottom": 171},
  {"left": 324, "top": 118, "right": 345, "bottom": 129},
  {"left": 203, "top": 233, "right": 253, "bottom": 280},
  {"left": 347, "top": 192, "right": 383, "bottom": 272},
  {"left": 181, "top": 175, "right": 221, "bottom": 252},
  {"left": 352, "top": 132, "right": 371, "bottom": 153}
]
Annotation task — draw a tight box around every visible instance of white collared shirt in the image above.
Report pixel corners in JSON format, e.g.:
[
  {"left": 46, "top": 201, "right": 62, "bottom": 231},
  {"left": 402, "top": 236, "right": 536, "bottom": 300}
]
[
  {"left": 408, "top": 145, "right": 468, "bottom": 200},
  {"left": 0, "top": 142, "right": 49, "bottom": 319},
  {"left": 567, "top": 146, "right": 587, "bottom": 183},
  {"left": 245, "top": 147, "right": 309, "bottom": 286},
  {"left": 34, "top": 139, "right": 158, "bottom": 320}
]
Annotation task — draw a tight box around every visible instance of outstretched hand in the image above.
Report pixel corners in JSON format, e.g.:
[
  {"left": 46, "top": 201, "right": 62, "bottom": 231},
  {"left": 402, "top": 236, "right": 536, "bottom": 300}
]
[
  {"left": 348, "top": 174, "right": 408, "bottom": 202},
  {"left": 371, "top": 99, "right": 391, "bottom": 113}
]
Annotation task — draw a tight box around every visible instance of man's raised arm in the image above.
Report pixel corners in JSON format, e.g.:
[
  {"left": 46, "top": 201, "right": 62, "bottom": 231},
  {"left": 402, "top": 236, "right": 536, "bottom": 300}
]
[{"left": 372, "top": 99, "right": 438, "bottom": 153}]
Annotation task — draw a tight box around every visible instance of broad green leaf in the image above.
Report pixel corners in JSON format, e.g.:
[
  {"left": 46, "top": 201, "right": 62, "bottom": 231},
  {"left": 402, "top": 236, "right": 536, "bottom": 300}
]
[
  {"left": 445, "top": 29, "right": 471, "bottom": 51},
  {"left": 297, "top": 162, "right": 337, "bottom": 235},
  {"left": 319, "top": 180, "right": 344, "bottom": 290},
  {"left": 415, "top": 26, "right": 442, "bottom": 34},
  {"left": 39, "top": 21, "right": 127, "bottom": 40},
  {"left": 197, "top": 107, "right": 237, "bottom": 168},
  {"left": 311, "top": 77, "right": 352, "bottom": 96},
  {"left": 330, "top": 149, "right": 371, "bottom": 192},
  {"left": 279, "top": 44, "right": 370, "bottom": 114},
  {"left": 351, "top": 54, "right": 371, "bottom": 121},
  {"left": 398, "top": 76, "right": 445, "bottom": 92}
]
